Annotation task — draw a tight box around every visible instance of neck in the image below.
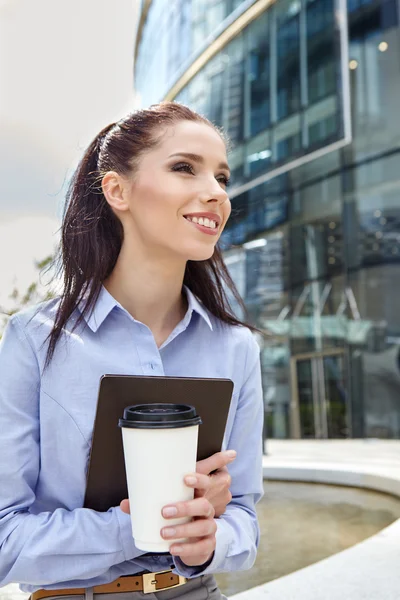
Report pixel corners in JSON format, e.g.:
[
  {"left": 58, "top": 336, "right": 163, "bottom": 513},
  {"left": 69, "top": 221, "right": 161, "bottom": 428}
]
[{"left": 103, "top": 240, "right": 188, "bottom": 346}]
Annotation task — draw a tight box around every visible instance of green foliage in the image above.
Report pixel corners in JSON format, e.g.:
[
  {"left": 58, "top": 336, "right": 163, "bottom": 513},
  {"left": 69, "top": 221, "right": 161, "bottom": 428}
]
[{"left": 0, "top": 254, "right": 57, "bottom": 338}]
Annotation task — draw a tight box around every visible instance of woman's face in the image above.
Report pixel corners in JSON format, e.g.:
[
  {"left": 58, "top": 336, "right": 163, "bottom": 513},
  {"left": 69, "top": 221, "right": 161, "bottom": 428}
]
[{"left": 117, "top": 120, "right": 231, "bottom": 262}]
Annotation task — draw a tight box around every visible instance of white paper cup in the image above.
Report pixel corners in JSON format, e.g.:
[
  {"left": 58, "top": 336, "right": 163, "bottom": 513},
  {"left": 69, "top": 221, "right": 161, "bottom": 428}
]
[{"left": 119, "top": 403, "right": 201, "bottom": 552}]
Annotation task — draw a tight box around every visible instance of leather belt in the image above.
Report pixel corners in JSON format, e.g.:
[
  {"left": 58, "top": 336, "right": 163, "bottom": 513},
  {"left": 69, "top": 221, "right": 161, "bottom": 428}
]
[{"left": 31, "top": 571, "right": 187, "bottom": 598}]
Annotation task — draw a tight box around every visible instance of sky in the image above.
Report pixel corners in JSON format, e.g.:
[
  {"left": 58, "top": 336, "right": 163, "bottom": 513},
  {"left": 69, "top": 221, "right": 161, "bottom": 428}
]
[{"left": 0, "top": 0, "right": 139, "bottom": 307}]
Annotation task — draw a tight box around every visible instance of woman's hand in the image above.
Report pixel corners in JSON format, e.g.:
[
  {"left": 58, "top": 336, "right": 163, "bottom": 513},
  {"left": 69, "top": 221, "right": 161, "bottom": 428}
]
[
  {"left": 160, "top": 496, "right": 216, "bottom": 566},
  {"left": 120, "top": 450, "right": 236, "bottom": 518},
  {"left": 192, "top": 450, "right": 236, "bottom": 517},
  {"left": 120, "top": 494, "right": 217, "bottom": 567},
  {"left": 119, "top": 450, "right": 236, "bottom": 567}
]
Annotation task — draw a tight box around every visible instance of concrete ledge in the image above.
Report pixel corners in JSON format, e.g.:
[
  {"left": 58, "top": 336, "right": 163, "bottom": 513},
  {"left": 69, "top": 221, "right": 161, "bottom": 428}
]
[
  {"left": 230, "top": 444, "right": 400, "bottom": 600},
  {"left": 263, "top": 464, "right": 400, "bottom": 498},
  {"left": 231, "top": 518, "right": 400, "bottom": 600}
]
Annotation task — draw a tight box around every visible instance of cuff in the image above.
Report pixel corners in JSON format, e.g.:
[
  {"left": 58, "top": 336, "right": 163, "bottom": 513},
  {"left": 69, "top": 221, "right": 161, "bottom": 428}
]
[
  {"left": 115, "top": 507, "right": 144, "bottom": 561},
  {"left": 172, "top": 518, "right": 231, "bottom": 579}
]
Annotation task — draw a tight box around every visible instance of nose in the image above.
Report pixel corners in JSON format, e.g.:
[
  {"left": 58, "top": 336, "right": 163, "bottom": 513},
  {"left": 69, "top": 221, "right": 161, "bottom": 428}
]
[{"left": 199, "top": 179, "right": 229, "bottom": 206}]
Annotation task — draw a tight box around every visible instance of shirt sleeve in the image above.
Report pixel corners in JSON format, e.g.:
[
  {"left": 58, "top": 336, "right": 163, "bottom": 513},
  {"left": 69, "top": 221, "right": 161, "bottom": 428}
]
[
  {"left": 173, "top": 330, "right": 264, "bottom": 577},
  {"left": 0, "top": 316, "right": 144, "bottom": 588}
]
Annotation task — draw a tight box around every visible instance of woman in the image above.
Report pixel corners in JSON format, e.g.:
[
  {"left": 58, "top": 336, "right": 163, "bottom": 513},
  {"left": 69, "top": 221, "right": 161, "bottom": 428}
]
[{"left": 0, "top": 102, "right": 264, "bottom": 599}]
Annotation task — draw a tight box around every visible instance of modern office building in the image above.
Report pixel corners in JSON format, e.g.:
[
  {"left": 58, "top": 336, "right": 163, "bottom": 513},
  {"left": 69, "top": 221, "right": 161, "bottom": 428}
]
[{"left": 134, "top": 0, "right": 400, "bottom": 440}]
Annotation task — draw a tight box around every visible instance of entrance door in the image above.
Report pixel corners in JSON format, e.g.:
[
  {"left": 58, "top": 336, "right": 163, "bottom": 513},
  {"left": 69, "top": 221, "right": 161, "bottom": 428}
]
[{"left": 290, "top": 350, "right": 350, "bottom": 438}]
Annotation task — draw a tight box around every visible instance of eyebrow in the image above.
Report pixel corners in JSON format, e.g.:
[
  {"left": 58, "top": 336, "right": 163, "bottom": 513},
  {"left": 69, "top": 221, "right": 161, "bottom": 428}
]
[{"left": 169, "top": 152, "right": 231, "bottom": 173}]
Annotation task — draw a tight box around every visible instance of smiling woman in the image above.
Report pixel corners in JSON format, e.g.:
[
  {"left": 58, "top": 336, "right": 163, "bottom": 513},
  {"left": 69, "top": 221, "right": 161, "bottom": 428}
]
[
  {"left": 48, "top": 103, "right": 251, "bottom": 361},
  {"left": 0, "top": 101, "right": 264, "bottom": 600}
]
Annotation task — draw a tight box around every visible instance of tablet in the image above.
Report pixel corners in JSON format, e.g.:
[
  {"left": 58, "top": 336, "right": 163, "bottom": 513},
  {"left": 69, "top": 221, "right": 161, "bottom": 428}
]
[{"left": 84, "top": 374, "right": 234, "bottom": 512}]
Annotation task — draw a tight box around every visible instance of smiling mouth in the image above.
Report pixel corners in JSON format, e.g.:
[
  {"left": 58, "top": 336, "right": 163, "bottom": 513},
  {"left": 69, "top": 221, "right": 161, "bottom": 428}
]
[{"left": 184, "top": 216, "right": 219, "bottom": 230}]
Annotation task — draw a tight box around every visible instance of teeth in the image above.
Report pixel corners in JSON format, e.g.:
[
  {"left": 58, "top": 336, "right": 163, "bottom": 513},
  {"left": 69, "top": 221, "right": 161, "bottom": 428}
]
[{"left": 185, "top": 216, "right": 218, "bottom": 229}]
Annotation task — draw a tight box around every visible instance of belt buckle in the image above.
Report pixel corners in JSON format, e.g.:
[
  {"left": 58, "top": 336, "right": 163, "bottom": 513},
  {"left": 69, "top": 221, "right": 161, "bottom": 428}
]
[{"left": 143, "top": 570, "right": 186, "bottom": 594}]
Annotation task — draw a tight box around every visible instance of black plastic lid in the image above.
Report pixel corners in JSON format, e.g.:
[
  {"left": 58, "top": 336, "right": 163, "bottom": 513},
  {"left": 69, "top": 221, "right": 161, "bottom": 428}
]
[{"left": 118, "top": 403, "right": 202, "bottom": 429}]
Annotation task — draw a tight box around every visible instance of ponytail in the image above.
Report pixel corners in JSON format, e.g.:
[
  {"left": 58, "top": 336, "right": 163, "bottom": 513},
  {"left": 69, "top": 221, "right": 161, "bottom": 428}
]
[{"left": 45, "top": 123, "right": 122, "bottom": 368}]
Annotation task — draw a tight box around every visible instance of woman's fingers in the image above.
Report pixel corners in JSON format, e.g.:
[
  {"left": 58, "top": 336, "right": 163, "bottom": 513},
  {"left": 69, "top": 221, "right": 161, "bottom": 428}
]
[
  {"left": 209, "top": 466, "right": 232, "bottom": 490},
  {"left": 184, "top": 472, "right": 211, "bottom": 491},
  {"left": 120, "top": 499, "right": 130, "bottom": 514},
  {"left": 161, "top": 516, "right": 217, "bottom": 541},
  {"left": 169, "top": 536, "right": 216, "bottom": 562},
  {"left": 196, "top": 450, "right": 236, "bottom": 476},
  {"left": 162, "top": 496, "right": 214, "bottom": 519}
]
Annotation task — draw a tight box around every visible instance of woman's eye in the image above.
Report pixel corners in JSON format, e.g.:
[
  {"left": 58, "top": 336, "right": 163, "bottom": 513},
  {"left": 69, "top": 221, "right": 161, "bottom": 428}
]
[
  {"left": 171, "top": 162, "right": 230, "bottom": 187},
  {"left": 217, "top": 175, "right": 230, "bottom": 187},
  {"left": 171, "top": 162, "right": 195, "bottom": 175}
]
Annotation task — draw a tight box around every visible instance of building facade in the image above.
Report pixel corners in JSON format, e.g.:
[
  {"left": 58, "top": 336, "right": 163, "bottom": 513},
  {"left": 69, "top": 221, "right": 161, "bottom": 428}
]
[{"left": 134, "top": 0, "right": 400, "bottom": 440}]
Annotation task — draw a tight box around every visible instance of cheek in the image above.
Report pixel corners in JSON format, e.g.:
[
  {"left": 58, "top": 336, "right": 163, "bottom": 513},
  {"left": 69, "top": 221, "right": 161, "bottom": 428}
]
[{"left": 131, "top": 183, "right": 175, "bottom": 222}]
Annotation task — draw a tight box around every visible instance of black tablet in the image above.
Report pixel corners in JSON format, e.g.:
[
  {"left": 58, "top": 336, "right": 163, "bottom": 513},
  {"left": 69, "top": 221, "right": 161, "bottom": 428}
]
[{"left": 84, "top": 375, "right": 234, "bottom": 512}]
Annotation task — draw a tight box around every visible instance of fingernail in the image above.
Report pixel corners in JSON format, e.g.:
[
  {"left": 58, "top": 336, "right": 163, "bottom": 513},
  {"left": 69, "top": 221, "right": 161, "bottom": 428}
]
[
  {"left": 185, "top": 475, "right": 197, "bottom": 485},
  {"left": 226, "top": 450, "right": 237, "bottom": 459},
  {"left": 170, "top": 545, "right": 182, "bottom": 554},
  {"left": 162, "top": 527, "right": 176, "bottom": 538},
  {"left": 163, "top": 506, "right": 178, "bottom": 517}
]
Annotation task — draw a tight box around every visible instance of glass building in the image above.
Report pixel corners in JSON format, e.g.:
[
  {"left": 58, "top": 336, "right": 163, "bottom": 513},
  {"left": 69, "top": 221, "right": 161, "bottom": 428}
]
[{"left": 134, "top": 0, "right": 400, "bottom": 440}]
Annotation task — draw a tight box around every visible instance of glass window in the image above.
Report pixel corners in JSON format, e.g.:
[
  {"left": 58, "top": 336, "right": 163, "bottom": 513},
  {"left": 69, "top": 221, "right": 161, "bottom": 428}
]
[
  {"left": 227, "top": 144, "right": 245, "bottom": 188},
  {"left": 224, "top": 35, "right": 245, "bottom": 143},
  {"left": 207, "top": 71, "right": 224, "bottom": 128},
  {"left": 245, "top": 130, "right": 272, "bottom": 177},
  {"left": 275, "top": 115, "right": 301, "bottom": 161},
  {"left": 247, "top": 11, "right": 270, "bottom": 137},
  {"left": 224, "top": 191, "right": 248, "bottom": 245},
  {"left": 306, "top": 0, "right": 334, "bottom": 38},
  {"left": 349, "top": 265, "right": 400, "bottom": 439},
  {"left": 276, "top": 1, "right": 301, "bottom": 121}
]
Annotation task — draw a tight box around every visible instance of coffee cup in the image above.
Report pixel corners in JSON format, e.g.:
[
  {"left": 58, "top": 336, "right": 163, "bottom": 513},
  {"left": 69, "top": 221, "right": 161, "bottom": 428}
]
[{"left": 118, "top": 403, "right": 202, "bottom": 552}]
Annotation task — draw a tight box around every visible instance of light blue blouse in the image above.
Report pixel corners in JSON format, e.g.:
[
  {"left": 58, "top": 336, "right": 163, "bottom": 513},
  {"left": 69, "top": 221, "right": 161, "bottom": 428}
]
[{"left": 0, "top": 285, "right": 264, "bottom": 593}]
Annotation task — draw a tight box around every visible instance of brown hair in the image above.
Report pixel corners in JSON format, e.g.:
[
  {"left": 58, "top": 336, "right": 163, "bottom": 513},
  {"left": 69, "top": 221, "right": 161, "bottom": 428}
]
[{"left": 46, "top": 101, "right": 254, "bottom": 367}]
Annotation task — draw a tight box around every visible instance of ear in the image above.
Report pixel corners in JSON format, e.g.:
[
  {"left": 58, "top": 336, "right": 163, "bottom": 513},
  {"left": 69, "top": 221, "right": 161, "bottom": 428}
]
[{"left": 102, "top": 171, "right": 129, "bottom": 212}]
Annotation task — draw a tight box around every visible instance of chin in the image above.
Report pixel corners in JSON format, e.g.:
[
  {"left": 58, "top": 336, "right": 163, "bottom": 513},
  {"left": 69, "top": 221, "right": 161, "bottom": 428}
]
[{"left": 185, "top": 244, "right": 216, "bottom": 262}]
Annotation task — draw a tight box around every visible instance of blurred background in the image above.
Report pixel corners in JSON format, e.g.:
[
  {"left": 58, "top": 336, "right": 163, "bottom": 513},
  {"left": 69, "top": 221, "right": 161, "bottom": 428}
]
[
  {"left": 135, "top": 0, "right": 400, "bottom": 443},
  {"left": 1, "top": 0, "right": 400, "bottom": 443}
]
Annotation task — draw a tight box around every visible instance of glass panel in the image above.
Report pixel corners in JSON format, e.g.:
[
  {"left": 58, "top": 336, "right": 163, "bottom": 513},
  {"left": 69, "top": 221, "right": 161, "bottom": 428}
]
[
  {"left": 348, "top": 3, "right": 400, "bottom": 160},
  {"left": 261, "top": 340, "right": 291, "bottom": 440},
  {"left": 323, "top": 354, "right": 349, "bottom": 437},
  {"left": 245, "top": 131, "right": 272, "bottom": 177},
  {"left": 247, "top": 11, "right": 270, "bottom": 137},
  {"left": 207, "top": 71, "right": 224, "bottom": 127},
  {"left": 244, "top": 230, "right": 289, "bottom": 311},
  {"left": 290, "top": 275, "right": 347, "bottom": 356},
  {"left": 276, "top": 0, "right": 301, "bottom": 122},
  {"left": 225, "top": 36, "right": 245, "bottom": 143},
  {"left": 296, "top": 359, "right": 316, "bottom": 438},
  {"left": 349, "top": 265, "right": 400, "bottom": 439},
  {"left": 224, "top": 249, "right": 246, "bottom": 319}
]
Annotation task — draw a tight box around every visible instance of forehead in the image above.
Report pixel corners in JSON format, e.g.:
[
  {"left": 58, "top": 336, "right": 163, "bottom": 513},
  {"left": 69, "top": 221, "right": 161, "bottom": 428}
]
[{"left": 153, "top": 120, "right": 228, "bottom": 160}]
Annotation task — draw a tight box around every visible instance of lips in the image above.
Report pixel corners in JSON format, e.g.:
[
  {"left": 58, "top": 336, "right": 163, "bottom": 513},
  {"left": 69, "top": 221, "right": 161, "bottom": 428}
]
[{"left": 183, "top": 212, "right": 222, "bottom": 230}]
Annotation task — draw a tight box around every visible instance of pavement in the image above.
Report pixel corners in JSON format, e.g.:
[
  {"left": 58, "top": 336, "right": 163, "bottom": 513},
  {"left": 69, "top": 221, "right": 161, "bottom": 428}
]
[{"left": 1, "top": 439, "right": 400, "bottom": 600}]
